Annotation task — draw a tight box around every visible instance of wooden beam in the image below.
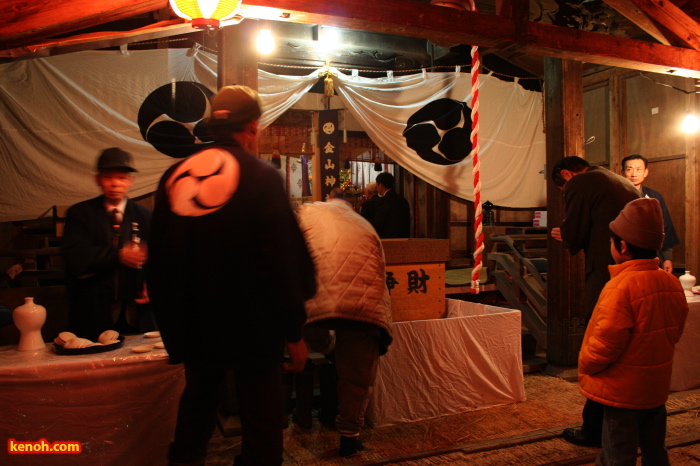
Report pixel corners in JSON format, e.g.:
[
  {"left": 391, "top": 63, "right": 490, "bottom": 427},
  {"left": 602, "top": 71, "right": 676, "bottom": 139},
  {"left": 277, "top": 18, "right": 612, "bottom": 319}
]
[
  {"left": 239, "top": 0, "right": 700, "bottom": 77},
  {"left": 625, "top": 0, "right": 700, "bottom": 50},
  {"left": 603, "top": 0, "right": 672, "bottom": 46},
  {"left": 239, "top": 1, "right": 515, "bottom": 49},
  {"left": 0, "top": 20, "right": 194, "bottom": 61},
  {"left": 4, "top": 0, "right": 700, "bottom": 79},
  {"left": 0, "top": 0, "right": 169, "bottom": 50},
  {"left": 525, "top": 21, "right": 700, "bottom": 78}
]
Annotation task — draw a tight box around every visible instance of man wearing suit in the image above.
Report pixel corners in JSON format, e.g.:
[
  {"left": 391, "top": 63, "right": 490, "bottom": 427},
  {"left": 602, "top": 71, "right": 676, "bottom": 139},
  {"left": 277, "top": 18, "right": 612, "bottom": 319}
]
[
  {"left": 550, "top": 155, "right": 640, "bottom": 448},
  {"left": 62, "top": 148, "right": 152, "bottom": 337},
  {"left": 371, "top": 172, "right": 410, "bottom": 238},
  {"left": 621, "top": 154, "right": 681, "bottom": 273}
]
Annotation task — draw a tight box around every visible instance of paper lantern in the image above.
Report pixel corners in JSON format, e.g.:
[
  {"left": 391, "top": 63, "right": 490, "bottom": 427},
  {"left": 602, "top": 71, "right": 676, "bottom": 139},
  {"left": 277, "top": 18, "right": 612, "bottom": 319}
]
[{"left": 169, "top": 0, "right": 243, "bottom": 29}]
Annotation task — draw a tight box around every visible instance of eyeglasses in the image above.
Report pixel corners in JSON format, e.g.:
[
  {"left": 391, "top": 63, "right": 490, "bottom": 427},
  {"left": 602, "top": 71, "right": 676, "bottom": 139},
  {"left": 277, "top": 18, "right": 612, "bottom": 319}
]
[{"left": 624, "top": 167, "right": 645, "bottom": 174}]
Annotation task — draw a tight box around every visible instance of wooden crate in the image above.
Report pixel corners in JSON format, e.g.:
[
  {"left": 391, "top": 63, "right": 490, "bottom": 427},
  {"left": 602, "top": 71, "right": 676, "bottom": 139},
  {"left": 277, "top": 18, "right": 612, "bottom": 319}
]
[{"left": 382, "top": 239, "right": 450, "bottom": 322}]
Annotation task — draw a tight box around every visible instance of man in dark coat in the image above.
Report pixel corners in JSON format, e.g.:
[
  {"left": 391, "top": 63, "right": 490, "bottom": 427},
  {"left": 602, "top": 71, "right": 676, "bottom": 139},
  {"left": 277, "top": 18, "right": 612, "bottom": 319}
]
[
  {"left": 148, "top": 85, "right": 316, "bottom": 466},
  {"left": 621, "top": 154, "right": 681, "bottom": 273},
  {"left": 371, "top": 172, "right": 410, "bottom": 238},
  {"left": 550, "top": 155, "right": 640, "bottom": 449},
  {"left": 62, "top": 148, "right": 151, "bottom": 337},
  {"left": 360, "top": 181, "right": 379, "bottom": 222}
]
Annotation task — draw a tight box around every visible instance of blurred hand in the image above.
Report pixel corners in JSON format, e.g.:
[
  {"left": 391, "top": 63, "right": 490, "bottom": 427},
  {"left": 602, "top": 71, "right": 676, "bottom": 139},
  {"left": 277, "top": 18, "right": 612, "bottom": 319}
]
[
  {"left": 551, "top": 227, "right": 562, "bottom": 242},
  {"left": 6, "top": 263, "right": 22, "bottom": 280},
  {"left": 663, "top": 260, "right": 673, "bottom": 274},
  {"left": 134, "top": 283, "right": 149, "bottom": 305},
  {"left": 283, "top": 340, "right": 308, "bottom": 372},
  {"left": 119, "top": 243, "right": 147, "bottom": 269}
]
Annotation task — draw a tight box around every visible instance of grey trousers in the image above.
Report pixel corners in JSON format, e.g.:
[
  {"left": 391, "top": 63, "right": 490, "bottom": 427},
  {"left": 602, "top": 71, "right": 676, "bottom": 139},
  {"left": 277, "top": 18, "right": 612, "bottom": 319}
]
[
  {"left": 333, "top": 328, "right": 380, "bottom": 438},
  {"left": 596, "top": 404, "right": 669, "bottom": 466}
]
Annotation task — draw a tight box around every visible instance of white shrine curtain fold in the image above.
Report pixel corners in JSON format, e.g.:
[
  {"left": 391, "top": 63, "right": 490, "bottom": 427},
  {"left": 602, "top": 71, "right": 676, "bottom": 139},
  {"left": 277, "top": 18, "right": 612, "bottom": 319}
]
[
  {"left": 331, "top": 68, "right": 546, "bottom": 208},
  {"left": 0, "top": 49, "right": 545, "bottom": 222}
]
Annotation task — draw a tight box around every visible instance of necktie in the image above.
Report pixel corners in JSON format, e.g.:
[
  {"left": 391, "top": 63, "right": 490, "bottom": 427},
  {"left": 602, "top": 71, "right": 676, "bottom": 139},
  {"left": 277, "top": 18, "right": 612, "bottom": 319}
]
[
  {"left": 111, "top": 209, "right": 122, "bottom": 248},
  {"left": 112, "top": 208, "right": 122, "bottom": 226}
]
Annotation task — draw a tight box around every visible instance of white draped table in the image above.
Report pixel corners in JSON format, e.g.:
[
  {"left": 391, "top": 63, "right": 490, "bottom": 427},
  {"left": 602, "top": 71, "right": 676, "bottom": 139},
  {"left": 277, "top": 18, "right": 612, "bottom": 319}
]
[
  {"left": 366, "top": 299, "right": 526, "bottom": 428},
  {"left": 670, "top": 296, "right": 700, "bottom": 392},
  {"left": 0, "top": 334, "right": 184, "bottom": 465}
]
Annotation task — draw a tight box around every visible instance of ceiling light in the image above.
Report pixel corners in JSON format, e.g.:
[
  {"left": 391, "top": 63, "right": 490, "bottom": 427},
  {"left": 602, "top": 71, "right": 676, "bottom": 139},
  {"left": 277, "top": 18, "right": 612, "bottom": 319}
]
[
  {"left": 256, "top": 27, "right": 274, "bottom": 55},
  {"left": 681, "top": 113, "right": 700, "bottom": 133},
  {"left": 317, "top": 27, "right": 340, "bottom": 54}
]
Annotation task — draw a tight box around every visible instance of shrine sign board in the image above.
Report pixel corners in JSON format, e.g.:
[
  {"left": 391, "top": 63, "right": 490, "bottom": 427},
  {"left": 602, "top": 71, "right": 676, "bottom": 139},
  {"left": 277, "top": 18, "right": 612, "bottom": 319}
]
[{"left": 382, "top": 239, "right": 450, "bottom": 322}]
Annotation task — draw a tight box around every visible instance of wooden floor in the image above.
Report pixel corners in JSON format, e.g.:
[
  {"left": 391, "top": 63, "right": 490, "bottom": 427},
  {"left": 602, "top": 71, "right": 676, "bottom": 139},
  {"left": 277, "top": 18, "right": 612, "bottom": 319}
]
[{"left": 204, "top": 372, "right": 700, "bottom": 465}]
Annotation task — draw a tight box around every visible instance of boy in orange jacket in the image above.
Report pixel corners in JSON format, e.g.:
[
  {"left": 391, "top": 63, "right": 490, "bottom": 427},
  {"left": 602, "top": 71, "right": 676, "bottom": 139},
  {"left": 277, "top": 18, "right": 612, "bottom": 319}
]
[{"left": 578, "top": 198, "right": 688, "bottom": 465}]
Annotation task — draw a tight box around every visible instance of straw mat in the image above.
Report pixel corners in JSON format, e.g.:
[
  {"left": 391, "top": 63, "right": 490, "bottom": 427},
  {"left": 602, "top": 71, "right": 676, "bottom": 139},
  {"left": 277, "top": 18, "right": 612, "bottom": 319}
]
[{"left": 205, "top": 373, "right": 700, "bottom": 465}]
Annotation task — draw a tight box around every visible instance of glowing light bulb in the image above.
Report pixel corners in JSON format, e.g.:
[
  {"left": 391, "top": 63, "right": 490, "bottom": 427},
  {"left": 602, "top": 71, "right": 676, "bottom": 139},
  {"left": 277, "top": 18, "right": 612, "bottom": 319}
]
[
  {"left": 256, "top": 28, "right": 274, "bottom": 54},
  {"left": 682, "top": 113, "right": 700, "bottom": 133},
  {"left": 317, "top": 28, "right": 340, "bottom": 54}
]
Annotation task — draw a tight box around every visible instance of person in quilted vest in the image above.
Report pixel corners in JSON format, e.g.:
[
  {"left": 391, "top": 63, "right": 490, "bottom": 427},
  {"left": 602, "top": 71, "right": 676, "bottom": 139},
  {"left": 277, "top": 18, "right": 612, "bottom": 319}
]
[
  {"left": 297, "top": 198, "right": 393, "bottom": 458},
  {"left": 578, "top": 198, "right": 688, "bottom": 465}
]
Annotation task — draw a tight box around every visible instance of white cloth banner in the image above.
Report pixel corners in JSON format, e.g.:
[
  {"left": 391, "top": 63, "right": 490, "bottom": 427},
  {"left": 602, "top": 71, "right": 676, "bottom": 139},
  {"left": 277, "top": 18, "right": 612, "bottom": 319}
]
[
  {"left": 333, "top": 68, "right": 546, "bottom": 208},
  {"left": 0, "top": 49, "right": 544, "bottom": 222}
]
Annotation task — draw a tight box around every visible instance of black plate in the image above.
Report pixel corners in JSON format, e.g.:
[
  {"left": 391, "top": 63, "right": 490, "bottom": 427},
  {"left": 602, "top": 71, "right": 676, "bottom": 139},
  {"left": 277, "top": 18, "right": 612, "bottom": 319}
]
[{"left": 53, "top": 336, "right": 125, "bottom": 355}]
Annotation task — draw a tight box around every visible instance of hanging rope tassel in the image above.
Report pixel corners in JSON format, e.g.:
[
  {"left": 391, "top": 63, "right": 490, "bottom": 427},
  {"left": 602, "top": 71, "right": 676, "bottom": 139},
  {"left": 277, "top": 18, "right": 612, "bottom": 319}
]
[
  {"left": 470, "top": 44, "right": 484, "bottom": 294},
  {"left": 324, "top": 74, "right": 334, "bottom": 97},
  {"left": 320, "top": 60, "right": 337, "bottom": 98}
]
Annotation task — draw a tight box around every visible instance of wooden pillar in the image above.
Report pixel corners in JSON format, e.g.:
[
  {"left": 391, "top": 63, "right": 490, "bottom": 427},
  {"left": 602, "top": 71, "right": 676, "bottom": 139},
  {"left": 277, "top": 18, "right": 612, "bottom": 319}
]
[
  {"left": 217, "top": 20, "right": 260, "bottom": 156},
  {"left": 686, "top": 89, "right": 700, "bottom": 276},
  {"left": 544, "top": 57, "right": 587, "bottom": 368}
]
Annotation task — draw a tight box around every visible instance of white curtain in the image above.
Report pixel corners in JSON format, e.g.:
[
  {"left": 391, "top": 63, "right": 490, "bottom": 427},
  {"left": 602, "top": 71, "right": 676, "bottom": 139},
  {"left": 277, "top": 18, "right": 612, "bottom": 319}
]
[
  {"left": 258, "top": 70, "right": 318, "bottom": 130},
  {"left": 332, "top": 68, "right": 546, "bottom": 208},
  {"left": 0, "top": 49, "right": 545, "bottom": 222},
  {"left": 0, "top": 49, "right": 218, "bottom": 221}
]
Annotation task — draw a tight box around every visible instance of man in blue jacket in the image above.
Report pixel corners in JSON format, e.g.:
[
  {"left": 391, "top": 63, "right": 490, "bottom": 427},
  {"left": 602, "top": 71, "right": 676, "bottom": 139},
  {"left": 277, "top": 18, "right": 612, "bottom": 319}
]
[{"left": 621, "top": 154, "right": 681, "bottom": 273}]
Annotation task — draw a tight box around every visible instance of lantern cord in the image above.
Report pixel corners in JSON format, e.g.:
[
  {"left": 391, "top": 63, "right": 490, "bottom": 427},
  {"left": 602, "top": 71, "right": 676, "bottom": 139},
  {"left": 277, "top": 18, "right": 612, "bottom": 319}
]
[{"left": 470, "top": 43, "right": 484, "bottom": 294}]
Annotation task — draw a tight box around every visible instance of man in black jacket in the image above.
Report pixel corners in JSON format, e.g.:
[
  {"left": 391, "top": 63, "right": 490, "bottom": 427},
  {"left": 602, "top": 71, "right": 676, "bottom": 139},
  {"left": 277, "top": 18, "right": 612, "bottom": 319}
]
[
  {"left": 62, "top": 148, "right": 151, "bottom": 337},
  {"left": 149, "top": 85, "right": 316, "bottom": 466},
  {"left": 550, "top": 156, "right": 640, "bottom": 449},
  {"left": 371, "top": 172, "right": 410, "bottom": 238}
]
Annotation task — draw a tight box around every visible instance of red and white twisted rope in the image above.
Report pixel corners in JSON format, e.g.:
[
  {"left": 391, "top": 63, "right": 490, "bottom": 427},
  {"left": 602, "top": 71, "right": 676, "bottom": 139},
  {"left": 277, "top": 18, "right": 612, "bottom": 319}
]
[{"left": 470, "top": 44, "right": 484, "bottom": 294}]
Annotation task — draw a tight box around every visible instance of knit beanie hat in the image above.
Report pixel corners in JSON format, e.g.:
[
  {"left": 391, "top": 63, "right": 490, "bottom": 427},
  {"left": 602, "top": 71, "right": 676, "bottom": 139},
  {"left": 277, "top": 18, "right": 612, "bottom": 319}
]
[
  {"left": 609, "top": 198, "right": 664, "bottom": 250},
  {"left": 206, "top": 85, "right": 262, "bottom": 129}
]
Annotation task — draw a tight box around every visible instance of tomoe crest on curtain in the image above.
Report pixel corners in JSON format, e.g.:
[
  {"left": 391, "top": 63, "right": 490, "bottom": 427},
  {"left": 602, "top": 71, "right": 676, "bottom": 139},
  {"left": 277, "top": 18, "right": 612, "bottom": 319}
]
[
  {"left": 137, "top": 81, "right": 215, "bottom": 159},
  {"left": 403, "top": 98, "right": 473, "bottom": 166}
]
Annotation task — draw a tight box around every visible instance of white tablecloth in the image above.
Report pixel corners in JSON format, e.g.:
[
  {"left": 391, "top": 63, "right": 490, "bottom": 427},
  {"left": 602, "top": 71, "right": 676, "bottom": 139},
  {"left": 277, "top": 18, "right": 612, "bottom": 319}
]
[
  {"left": 0, "top": 335, "right": 184, "bottom": 465},
  {"left": 365, "top": 299, "right": 525, "bottom": 428},
  {"left": 670, "top": 296, "right": 700, "bottom": 391}
]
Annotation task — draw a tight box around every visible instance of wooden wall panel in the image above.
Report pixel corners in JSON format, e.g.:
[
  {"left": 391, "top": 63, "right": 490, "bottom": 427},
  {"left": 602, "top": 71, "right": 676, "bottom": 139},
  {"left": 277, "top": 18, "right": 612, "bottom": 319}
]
[
  {"left": 583, "top": 85, "right": 609, "bottom": 165},
  {"left": 645, "top": 157, "right": 686, "bottom": 270},
  {"left": 449, "top": 196, "right": 469, "bottom": 262},
  {"left": 624, "top": 74, "right": 688, "bottom": 158}
]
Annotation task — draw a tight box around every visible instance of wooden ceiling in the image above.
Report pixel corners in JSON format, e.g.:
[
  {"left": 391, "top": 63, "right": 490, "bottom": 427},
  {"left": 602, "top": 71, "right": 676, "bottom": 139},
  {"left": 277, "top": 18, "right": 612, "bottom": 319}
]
[{"left": 3, "top": 0, "right": 700, "bottom": 78}]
